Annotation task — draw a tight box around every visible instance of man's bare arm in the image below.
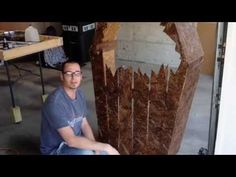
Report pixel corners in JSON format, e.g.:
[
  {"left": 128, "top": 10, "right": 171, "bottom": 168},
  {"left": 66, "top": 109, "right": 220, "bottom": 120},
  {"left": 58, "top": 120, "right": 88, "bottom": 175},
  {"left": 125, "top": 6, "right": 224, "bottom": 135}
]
[
  {"left": 58, "top": 126, "right": 119, "bottom": 154},
  {"left": 81, "top": 118, "right": 95, "bottom": 141}
]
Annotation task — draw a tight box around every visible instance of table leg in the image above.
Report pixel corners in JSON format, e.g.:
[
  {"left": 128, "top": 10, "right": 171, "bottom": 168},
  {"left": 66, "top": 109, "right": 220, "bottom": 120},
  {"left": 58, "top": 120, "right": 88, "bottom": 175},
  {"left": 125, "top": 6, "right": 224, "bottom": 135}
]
[
  {"left": 4, "top": 61, "right": 22, "bottom": 123},
  {"left": 38, "top": 53, "right": 48, "bottom": 102}
]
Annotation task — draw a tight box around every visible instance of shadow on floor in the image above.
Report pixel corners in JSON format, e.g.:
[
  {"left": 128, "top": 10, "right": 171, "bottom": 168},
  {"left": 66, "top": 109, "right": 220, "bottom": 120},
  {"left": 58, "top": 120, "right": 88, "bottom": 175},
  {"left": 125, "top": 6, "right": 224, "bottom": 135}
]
[{"left": 5, "top": 135, "right": 40, "bottom": 155}]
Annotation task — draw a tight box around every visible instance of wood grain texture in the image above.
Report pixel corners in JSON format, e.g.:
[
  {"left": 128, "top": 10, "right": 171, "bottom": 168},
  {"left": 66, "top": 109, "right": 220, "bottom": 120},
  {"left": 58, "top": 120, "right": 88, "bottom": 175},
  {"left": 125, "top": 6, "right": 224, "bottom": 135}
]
[
  {"left": 0, "top": 35, "right": 63, "bottom": 61},
  {"left": 106, "top": 66, "right": 119, "bottom": 147},
  {"left": 148, "top": 65, "right": 169, "bottom": 154},
  {"left": 90, "top": 51, "right": 108, "bottom": 143},
  {"left": 133, "top": 69, "right": 149, "bottom": 154},
  {"left": 118, "top": 67, "right": 133, "bottom": 154},
  {"left": 168, "top": 59, "right": 203, "bottom": 154},
  {"left": 89, "top": 23, "right": 119, "bottom": 143}
]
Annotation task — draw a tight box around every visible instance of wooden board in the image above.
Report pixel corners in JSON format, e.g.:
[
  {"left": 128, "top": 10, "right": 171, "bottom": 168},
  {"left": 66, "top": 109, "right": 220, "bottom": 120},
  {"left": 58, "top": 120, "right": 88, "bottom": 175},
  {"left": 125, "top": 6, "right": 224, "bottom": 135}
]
[
  {"left": 106, "top": 66, "right": 119, "bottom": 147},
  {"left": 91, "top": 51, "right": 109, "bottom": 143},
  {"left": 133, "top": 69, "right": 149, "bottom": 154},
  {"left": 148, "top": 66, "right": 169, "bottom": 154},
  {"left": 168, "top": 59, "right": 202, "bottom": 154},
  {"left": 0, "top": 35, "right": 63, "bottom": 61},
  {"left": 118, "top": 67, "right": 133, "bottom": 154}
]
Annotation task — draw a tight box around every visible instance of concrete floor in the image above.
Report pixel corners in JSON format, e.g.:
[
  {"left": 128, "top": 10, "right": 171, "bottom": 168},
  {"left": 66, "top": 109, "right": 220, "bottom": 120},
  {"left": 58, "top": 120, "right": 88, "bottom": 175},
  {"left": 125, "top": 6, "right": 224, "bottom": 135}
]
[{"left": 0, "top": 59, "right": 213, "bottom": 155}]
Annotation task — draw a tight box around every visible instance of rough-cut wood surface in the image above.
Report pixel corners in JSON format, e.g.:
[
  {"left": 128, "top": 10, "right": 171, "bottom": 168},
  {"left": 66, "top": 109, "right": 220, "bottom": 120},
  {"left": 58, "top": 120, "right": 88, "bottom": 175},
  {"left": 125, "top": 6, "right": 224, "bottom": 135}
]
[
  {"left": 90, "top": 22, "right": 204, "bottom": 154},
  {"left": 106, "top": 66, "right": 119, "bottom": 147},
  {"left": 90, "top": 51, "right": 108, "bottom": 143},
  {"left": 148, "top": 65, "right": 169, "bottom": 154},
  {"left": 118, "top": 67, "right": 133, "bottom": 154},
  {"left": 133, "top": 69, "right": 149, "bottom": 154},
  {"left": 103, "top": 50, "right": 116, "bottom": 75},
  {"left": 90, "top": 23, "right": 120, "bottom": 143},
  {"left": 168, "top": 59, "right": 203, "bottom": 154},
  {"left": 92, "top": 23, "right": 120, "bottom": 44},
  {"left": 175, "top": 23, "right": 204, "bottom": 62},
  {"left": 166, "top": 60, "right": 188, "bottom": 154}
]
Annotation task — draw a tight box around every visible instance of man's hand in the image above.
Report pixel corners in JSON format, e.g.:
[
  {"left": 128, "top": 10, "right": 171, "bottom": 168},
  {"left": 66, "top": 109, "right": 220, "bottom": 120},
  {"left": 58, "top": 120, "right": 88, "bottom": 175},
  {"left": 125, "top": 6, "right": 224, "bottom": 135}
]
[{"left": 104, "top": 144, "right": 120, "bottom": 155}]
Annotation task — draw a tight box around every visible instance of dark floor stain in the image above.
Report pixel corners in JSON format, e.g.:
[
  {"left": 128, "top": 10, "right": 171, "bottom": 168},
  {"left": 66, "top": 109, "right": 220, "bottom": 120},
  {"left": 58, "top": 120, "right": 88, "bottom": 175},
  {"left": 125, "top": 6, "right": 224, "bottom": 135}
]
[{"left": 7, "top": 135, "right": 40, "bottom": 155}]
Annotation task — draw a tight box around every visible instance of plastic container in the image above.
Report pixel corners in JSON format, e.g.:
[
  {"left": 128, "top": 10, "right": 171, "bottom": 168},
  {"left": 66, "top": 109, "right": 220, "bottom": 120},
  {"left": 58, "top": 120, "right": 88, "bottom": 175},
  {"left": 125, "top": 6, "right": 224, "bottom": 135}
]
[{"left": 25, "top": 25, "right": 40, "bottom": 42}]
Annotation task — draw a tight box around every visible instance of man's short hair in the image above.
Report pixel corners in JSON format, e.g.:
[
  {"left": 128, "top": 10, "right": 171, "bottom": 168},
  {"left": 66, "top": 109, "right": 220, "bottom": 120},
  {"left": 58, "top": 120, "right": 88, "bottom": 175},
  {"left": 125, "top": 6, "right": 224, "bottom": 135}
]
[{"left": 61, "top": 60, "right": 80, "bottom": 73}]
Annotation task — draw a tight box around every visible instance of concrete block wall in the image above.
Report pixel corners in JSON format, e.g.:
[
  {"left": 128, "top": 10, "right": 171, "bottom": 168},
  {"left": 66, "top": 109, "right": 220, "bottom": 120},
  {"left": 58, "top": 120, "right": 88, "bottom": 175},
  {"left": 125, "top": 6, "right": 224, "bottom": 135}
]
[{"left": 116, "top": 22, "right": 181, "bottom": 68}]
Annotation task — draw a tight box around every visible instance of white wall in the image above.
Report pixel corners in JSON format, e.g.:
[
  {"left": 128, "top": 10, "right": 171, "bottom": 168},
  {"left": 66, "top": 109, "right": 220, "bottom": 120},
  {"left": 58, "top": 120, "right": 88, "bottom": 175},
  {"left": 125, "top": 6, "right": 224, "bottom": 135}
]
[
  {"left": 215, "top": 22, "right": 236, "bottom": 154},
  {"left": 116, "top": 22, "right": 180, "bottom": 68}
]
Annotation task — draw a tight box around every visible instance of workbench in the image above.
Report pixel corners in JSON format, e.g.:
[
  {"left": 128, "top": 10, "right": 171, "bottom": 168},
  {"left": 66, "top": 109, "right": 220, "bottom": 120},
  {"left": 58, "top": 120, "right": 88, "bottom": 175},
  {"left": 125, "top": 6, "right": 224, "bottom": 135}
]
[{"left": 0, "top": 35, "right": 63, "bottom": 123}]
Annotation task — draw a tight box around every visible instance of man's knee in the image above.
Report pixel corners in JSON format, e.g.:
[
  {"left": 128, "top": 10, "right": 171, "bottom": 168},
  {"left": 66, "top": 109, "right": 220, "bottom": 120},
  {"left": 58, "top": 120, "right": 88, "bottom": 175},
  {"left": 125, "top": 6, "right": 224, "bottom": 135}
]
[
  {"left": 55, "top": 143, "right": 95, "bottom": 155},
  {"left": 79, "top": 149, "right": 95, "bottom": 155},
  {"left": 99, "top": 150, "right": 108, "bottom": 155}
]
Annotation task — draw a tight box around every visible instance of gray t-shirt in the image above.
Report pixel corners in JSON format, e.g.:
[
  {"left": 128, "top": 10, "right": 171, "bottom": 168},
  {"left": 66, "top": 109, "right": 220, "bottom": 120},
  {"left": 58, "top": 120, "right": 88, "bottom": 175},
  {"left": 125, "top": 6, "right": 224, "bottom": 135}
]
[{"left": 40, "top": 86, "right": 87, "bottom": 155}]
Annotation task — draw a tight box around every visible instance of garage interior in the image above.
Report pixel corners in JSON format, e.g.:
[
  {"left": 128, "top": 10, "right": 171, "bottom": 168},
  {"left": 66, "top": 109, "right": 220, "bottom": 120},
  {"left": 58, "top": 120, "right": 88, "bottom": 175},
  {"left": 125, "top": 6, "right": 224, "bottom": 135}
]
[{"left": 0, "top": 22, "right": 225, "bottom": 155}]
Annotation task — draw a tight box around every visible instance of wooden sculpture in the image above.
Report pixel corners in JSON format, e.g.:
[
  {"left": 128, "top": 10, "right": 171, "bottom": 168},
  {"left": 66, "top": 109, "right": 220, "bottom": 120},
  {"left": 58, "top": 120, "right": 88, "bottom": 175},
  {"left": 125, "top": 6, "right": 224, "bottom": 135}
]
[{"left": 90, "top": 22, "right": 204, "bottom": 154}]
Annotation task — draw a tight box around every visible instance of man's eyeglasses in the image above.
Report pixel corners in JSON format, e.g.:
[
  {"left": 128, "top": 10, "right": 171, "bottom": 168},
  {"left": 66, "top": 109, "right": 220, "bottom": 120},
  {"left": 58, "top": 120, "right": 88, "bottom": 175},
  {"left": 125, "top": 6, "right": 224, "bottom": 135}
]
[{"left": 63, "top": 71, "right": 82, "bottom": 78}]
